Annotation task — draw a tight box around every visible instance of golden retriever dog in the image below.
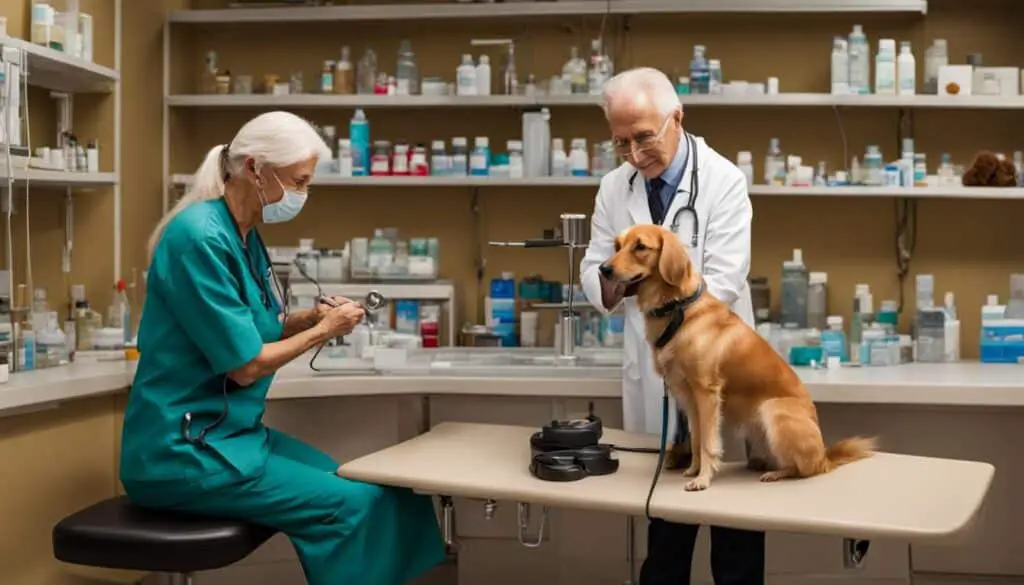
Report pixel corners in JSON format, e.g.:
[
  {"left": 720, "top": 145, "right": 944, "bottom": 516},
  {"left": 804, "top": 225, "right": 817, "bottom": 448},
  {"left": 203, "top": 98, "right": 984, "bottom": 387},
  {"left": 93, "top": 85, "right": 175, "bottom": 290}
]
[{"left": 600, "top": 224, "right": 875, "bottom": 492}]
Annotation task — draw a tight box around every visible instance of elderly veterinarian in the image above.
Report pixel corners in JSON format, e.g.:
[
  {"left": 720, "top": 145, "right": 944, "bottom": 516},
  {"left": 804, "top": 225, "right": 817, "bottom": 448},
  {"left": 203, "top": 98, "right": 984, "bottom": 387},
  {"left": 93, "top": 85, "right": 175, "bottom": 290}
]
[
  {"left": 579, "top": 67, "right": 763, "bottom": 585},
  {"left": 120, "top": 110, "right": 445, "bottom": 585}
]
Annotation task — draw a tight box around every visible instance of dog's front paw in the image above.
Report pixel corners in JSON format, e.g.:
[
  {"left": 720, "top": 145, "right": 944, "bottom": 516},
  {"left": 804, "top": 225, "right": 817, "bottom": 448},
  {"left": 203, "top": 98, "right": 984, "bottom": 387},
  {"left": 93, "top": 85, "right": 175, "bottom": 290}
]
[
  {"left": 684, "top": 476, "right": 711, "bottom": 491},
  {"left": 759, "top": 470, "right": 788, "bottom": 482},
  {"left": 681, "top": 463, "right": 700, "bottom": 477}
]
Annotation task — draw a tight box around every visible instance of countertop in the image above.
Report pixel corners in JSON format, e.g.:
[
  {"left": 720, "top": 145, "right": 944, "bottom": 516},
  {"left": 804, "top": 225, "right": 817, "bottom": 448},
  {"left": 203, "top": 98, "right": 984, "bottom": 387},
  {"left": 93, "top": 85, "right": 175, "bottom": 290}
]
[{"left": 1, "top": 357, "right": 1022, "bottom": 418}]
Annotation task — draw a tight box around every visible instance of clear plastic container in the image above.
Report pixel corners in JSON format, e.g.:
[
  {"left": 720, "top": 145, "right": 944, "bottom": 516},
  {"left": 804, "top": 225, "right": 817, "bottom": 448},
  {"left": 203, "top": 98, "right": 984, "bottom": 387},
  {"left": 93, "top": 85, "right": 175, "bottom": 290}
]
[
  {"left": 395, "top": 39, "right": 419, "bottom": 95},
  {"left": 807, "top": 271, "right": 828, "bottom": 331}
]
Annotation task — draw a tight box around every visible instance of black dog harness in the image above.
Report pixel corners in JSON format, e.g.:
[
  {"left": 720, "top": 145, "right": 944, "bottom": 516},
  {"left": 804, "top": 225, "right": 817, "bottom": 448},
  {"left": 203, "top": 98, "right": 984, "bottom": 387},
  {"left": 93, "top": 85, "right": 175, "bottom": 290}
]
[{"left": 648, "top": 280, "right": 707, "bottom": 349}]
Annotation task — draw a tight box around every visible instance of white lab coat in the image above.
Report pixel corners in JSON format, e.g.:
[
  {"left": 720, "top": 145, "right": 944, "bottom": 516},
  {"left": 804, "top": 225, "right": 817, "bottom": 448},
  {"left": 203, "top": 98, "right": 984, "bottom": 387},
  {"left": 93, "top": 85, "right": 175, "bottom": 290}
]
[{"left": 579, "top": 136, "right": 756, "bottom": 437}]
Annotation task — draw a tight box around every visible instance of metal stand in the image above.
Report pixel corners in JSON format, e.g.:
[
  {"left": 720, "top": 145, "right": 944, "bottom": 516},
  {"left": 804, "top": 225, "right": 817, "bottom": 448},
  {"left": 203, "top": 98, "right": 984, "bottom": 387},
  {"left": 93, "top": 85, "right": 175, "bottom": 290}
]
[
  {"left": 625, "top": 516, "right": 637, "bottom": 585},
  {"left": 489, "top": 212, "right": 590, "bottom": 362}
]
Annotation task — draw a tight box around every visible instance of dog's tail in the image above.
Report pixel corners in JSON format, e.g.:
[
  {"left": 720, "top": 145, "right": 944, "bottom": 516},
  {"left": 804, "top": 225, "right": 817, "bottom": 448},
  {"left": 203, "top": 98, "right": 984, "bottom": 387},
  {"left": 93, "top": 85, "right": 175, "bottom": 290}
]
[{"left": 824, "top": 436, "right": 877, "bottom": 471}]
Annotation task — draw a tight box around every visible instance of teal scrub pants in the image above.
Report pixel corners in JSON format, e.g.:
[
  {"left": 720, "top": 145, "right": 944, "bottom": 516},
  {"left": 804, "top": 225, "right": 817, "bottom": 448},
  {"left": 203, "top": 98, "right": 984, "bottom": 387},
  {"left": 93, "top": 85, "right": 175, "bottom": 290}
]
[{"left": 123, "top": 430, "right": 446, "bottom": 585}]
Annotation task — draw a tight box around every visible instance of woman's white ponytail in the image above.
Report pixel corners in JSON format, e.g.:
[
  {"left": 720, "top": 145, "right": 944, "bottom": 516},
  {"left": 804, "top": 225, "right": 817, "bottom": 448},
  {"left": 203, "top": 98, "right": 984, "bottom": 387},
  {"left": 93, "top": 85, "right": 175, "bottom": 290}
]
[
  {"left": 147, "top": 144, "right": 226, "bottom": 261},
  {"left": 146, "top": 111, "right": 331, "bottom": 263}
]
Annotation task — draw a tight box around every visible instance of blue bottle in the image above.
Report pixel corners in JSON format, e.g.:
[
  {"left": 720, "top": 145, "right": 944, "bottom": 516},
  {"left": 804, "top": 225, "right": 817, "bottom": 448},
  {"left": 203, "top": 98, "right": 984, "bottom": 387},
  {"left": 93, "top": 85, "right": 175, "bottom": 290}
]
[
  {"left": 349, "top": 109, "right": 370, "bottom": 176},
  {"left": 488, "top": 272, "right": 517, "bottom": 347},
  {"left": 689, "top": 45, "right": 710, "bottom": 95},
  {"left": 821, "top": 315, "right": 849, "bottom": 362},
  {"left": 470, "top": 136, "right": 490, "bottom": 177}
]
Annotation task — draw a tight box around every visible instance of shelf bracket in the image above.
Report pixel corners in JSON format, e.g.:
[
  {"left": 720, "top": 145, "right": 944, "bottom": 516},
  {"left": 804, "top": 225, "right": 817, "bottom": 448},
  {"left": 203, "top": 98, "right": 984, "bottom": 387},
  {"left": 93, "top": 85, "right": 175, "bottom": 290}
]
[{"left": 62, "top": 188, "right": 73, "bottom": 276}]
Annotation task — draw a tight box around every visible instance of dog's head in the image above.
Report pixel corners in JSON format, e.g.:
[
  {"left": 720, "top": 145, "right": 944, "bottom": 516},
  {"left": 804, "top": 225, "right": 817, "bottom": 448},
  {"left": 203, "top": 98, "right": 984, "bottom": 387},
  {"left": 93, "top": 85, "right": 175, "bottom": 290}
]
[{"left": 599, "top": 224, "right": 693, "bottom": 288}]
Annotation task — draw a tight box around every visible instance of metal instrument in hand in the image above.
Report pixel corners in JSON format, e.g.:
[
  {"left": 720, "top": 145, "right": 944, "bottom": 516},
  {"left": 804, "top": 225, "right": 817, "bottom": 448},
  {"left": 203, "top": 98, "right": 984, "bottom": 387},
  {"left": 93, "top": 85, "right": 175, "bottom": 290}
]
[
  {"left": 361, "top": 290, "right": 386, "bottom": 312},
  {"left": 292, "top": 258, "right": 385, "bottom": 313}
]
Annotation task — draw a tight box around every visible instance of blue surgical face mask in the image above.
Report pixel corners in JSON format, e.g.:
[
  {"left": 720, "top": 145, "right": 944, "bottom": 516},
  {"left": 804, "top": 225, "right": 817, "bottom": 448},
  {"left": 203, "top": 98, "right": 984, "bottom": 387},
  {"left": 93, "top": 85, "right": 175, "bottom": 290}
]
[{"left": 259, "top": 172, "right": 308, "bottom": 224}]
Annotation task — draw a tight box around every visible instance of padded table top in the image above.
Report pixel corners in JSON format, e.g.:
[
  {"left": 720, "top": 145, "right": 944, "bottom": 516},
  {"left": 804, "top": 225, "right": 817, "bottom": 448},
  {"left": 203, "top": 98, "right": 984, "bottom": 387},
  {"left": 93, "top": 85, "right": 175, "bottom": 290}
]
[{"left": 337, "top": 422, "right": 994, "bottom": 543}]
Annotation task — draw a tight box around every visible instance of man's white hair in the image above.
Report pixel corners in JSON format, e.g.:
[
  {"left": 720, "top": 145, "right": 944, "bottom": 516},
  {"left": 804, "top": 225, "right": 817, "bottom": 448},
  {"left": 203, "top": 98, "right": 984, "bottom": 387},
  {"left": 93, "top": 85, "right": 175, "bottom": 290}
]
[{"left": 601, "top": 67, "right": 681, "bottom": 119}]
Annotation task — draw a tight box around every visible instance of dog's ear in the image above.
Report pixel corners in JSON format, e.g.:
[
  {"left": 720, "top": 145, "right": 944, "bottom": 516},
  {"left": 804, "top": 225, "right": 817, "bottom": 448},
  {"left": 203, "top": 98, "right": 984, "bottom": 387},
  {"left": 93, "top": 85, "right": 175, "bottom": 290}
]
[{"left": 657, "top": 230, "right": 689, "bottom": 287}]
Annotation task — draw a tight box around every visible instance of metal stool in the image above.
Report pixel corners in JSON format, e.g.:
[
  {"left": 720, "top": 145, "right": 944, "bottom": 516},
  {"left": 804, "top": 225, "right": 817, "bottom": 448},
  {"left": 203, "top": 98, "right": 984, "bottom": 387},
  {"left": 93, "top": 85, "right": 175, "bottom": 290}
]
[{"left": 53, "top": 496, "right": 276, "bottom": 585}]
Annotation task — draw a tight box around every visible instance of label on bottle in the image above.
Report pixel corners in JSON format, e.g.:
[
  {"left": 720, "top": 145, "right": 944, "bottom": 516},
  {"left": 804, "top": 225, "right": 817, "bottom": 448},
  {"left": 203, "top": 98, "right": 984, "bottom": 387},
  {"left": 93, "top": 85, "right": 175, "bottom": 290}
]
[
  {"left": 431, "top": 155, "right": 450, "bottom": 176},
  {"left": 392, "top": 153, "right": 409, "bottom": 175},
  {"left": 320, "top": 73, "right": 333, "bottom": 93},
  {"left": 396, "top": 78, "right": 410, "bottom": 96},
  {"left": 470, "top": 153, "right": 488, "bottom": 174},
  {"left": 451, "top": 154, "right": 468, "bottom": 175},
  {"left": 876, "top": 63, "right": 895, "bottom": 95},
  {"left": 370, "top": 154, "right": 390, "bottom": 176},
  {"left": 339, "top": 155, "right": 353, "bottom": 177},
  {"left": 457, "top": 69, "right": 477, "bottom": 96}
]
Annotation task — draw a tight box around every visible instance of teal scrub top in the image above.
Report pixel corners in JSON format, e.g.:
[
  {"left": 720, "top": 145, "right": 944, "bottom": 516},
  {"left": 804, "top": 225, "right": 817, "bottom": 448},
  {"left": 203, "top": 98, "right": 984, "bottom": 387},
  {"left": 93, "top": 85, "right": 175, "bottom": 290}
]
[{"left": 120, "top": 198, "right": 284, "bottom": 485}]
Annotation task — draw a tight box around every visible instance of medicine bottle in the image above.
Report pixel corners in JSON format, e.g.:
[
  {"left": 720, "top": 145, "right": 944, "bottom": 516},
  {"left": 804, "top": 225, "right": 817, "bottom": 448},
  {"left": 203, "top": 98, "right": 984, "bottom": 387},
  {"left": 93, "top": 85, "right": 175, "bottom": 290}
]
[{"left": 569, "top": 138, "right": 588, "bottom": 177}]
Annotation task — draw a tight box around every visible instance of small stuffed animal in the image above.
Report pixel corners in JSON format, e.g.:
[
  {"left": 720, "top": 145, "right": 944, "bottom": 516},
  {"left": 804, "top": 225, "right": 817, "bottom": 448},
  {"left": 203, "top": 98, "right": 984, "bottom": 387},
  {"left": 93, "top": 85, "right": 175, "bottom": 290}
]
[{"left": 961, "top": 150, "right": 1019, "bottom": 187}]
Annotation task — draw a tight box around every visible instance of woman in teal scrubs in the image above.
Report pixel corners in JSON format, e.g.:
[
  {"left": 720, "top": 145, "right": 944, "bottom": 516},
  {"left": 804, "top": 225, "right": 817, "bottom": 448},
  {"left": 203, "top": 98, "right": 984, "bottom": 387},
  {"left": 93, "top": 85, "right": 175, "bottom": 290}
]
[{"left": 120, "top": 111, "right": 445, "bottom": 585}]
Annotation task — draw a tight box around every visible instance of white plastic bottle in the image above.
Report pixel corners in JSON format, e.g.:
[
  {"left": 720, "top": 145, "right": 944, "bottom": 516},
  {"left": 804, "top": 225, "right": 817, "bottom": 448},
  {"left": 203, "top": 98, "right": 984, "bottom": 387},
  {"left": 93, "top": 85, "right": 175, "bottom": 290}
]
[
  {"left": 897, "top": 40, "right": 916, "bottom": 96},
  {"left": 736, "top": 151, "right": 754, "bottom": 186},
  {"left": 475, "top": 55, "right": 491, "bottom": 96},
  {"left": 550, "top": 138, "right": 569, "bottom": 177},
  {"left": 569, "top": 138, "right": 589, "bottom": 176},
  {"left": 456, "top": 54, "right": 477, "bottom": 96},
  {"left": 337, "top": 138, "right": 353, "bottom": 177},
  {"left": 830, "top": 37, "right": 849, "bottom": 95},
  {"left": 847, "top": 24, "right": 869, "bottom": 95},
  {"left": 875, "top": 38, "right": 896, "bottom": 95}
]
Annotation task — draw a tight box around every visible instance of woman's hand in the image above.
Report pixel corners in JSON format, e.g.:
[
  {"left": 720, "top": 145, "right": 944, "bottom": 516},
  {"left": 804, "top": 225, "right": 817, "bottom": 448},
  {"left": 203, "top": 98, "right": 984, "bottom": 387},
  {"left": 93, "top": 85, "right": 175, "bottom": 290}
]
[
  {"left": 314, "top": 296, "right": 354, "bottom": 322},
  {"left": 318, "top": 302, "right": 366, "bottom": 338}
]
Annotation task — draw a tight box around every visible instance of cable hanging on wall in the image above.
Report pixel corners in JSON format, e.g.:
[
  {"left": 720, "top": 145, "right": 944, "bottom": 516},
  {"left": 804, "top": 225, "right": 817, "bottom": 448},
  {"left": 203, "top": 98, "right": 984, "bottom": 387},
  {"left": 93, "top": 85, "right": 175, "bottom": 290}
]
[{"left": 894, "top": 107, "right": 918, "bottom": 314}]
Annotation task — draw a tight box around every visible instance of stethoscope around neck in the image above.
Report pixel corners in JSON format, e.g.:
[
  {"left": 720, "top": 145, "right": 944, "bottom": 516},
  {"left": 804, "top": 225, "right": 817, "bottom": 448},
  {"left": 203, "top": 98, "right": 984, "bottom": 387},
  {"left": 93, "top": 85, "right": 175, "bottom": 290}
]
[
  {"left": 181, "top": 203, "right": 388, "bottom": 449},
  {"left": 181, "top": 209, "right": 285, "bottom": 449},
  {"left": 629, "top": 132, "right": 700, "bottom": 248}
]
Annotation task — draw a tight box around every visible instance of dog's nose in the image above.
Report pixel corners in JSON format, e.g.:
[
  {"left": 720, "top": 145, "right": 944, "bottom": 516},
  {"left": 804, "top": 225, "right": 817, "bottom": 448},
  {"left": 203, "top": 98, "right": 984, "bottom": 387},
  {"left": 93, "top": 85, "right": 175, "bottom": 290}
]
[{"left": 599, "top": 263, "right": 613, "bottom": 278}]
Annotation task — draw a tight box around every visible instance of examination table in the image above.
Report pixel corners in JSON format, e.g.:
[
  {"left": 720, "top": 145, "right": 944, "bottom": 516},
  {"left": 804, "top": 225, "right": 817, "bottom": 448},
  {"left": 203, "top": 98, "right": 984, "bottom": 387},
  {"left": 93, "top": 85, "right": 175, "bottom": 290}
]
[{"left": 338, "top": 422, "right": 995, "bottom": 566}]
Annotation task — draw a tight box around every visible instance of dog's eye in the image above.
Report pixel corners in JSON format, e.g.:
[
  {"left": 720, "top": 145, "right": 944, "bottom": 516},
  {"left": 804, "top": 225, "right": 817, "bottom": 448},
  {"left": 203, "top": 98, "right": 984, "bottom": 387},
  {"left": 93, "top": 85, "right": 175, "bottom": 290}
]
[{"left": 634, "top": 242, "right": 646, "bottom": 251}]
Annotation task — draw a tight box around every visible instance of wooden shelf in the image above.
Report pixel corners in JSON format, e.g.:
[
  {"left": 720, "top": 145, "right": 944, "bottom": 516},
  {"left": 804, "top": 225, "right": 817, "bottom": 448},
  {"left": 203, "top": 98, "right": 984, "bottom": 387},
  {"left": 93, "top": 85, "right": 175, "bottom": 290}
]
[
  {"left": 0, "top": 168, "right": 117, "bottom": 189},
  {"left": 0, "top": 36, "right": 118, "bottom": 93},
  {"left": 165, "top": 92, "right": 1024, "bottom": 110},
  {"left": 169, "top": 174, "right": 1023, "bottom": 199},
  {"left": 168, "top": 0, "right": 927, "bottom": 23}
]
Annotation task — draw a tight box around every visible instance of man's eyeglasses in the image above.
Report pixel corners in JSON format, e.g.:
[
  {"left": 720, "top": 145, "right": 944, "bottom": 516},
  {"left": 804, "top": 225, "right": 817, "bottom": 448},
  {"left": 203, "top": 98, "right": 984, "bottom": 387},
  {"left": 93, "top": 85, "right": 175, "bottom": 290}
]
[{"left": 612, "top": 115, "right": 672, "bottom": 157}]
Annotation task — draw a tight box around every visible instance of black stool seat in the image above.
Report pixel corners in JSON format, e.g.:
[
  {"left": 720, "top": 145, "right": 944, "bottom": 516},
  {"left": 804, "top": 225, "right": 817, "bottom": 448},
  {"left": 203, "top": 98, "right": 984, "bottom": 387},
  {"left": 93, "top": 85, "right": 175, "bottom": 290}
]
[{"left": 53, "top": 496, "right": 277, "bottom": 573}]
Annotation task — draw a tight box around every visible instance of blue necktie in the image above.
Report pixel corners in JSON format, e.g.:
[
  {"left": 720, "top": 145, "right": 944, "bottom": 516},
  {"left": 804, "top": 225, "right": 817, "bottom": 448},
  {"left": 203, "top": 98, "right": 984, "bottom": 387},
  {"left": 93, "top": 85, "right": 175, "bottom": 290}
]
[{"left": 646, "top": 178, "right": 666, "bottom": 225}]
